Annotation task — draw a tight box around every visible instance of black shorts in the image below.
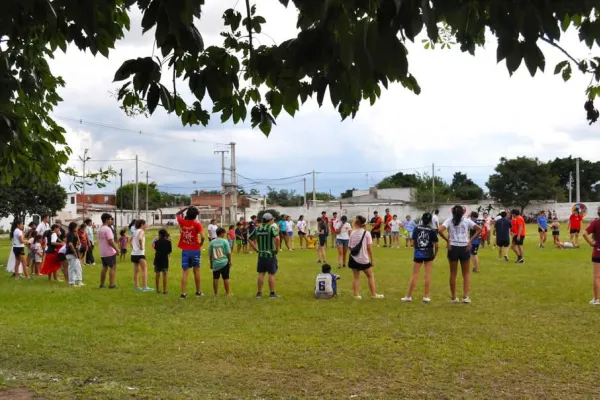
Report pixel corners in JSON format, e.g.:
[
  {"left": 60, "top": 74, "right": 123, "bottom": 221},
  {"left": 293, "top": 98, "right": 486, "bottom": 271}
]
[
  {"left": 512, "top": 236, "right": 525, "bottom": 246},
  {"left": 570, "top": 229, "right": 581, "bottom": 234},
  {"left": 257, "top": 257, "right": 278, "bottom": 275},
  {"left": 318, "top": 234, "right": 327, "bottom": 247},
  {"left": 538, "top": 228, "right": 547, "bottom": 233},
  {"left": 414, "top": 257, "right": 434, "bottom": 263},
  {"left": 212, "top": 264, "right": 231, "bottom": 280},
  {"left": 58, "top": 253, "right": 67, "bottom": 261},
  {"left": 120, "top": 249, "right": 127, "bottom": 255},
  {"left": 131, "top": 255, "right": 146, "bottom": 264},
  {"left": 348, "top": 257, "right": 372, "bottom": 271},
  {"left": 496, "top": 239, "right": 510, "bottom": 248},
  {"left": 447, "top": 246, "right": 470, "bottom": 262},
  {"left": 298, "top": 231, "right": 306, "bottom": 236},
  {"left": 12, "top": 247, "right": 25, "bottom": 257},
  {"left": 552, "top": 231, "right": 560, "bottom": 236},
  {"left": 101, "top": 255, "right": 116, "bottom": 268},
  {"left": 593, "top": 257, "right": 600, "bottom": 263},
  {"left": 154, "top": 264, "right": 168, "bottom": 273},
  {"left": 371, "top": 231, "right": 381, "bottom": 239},
  {"left": 470, "top": 244, "right": 480, "bottom": 255}
]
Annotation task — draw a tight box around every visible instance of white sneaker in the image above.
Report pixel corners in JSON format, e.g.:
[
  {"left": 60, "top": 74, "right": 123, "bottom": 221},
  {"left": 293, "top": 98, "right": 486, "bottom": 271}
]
[
  {"left": 372, "top": 294, "right": 385, "bottom": 299},
  {"left": 450, "top": 297, "right": 460, "bottom": 303},
  {"left": 462, "top": 296, "right": 471, "bottom": 304},
  {"left": 422, "top": 297, "right": 431, "bottom": 303},
  {"left": 353, "top": 295, "right": 362, "bottom": 300},
  {"left": 77, "top": 282, "right": 86, "bottom": 287},
  {"left": 401, "top": 296, "right": 412, "bottom": 302},
  {"left": 589, "top": 299, "right": 600, "bottom": 305}
]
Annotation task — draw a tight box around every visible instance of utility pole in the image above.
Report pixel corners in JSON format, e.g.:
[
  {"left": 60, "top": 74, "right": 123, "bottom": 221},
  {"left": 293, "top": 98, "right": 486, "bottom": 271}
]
[
  {"left": 432, "top": 163, "right": 435, "bottom": 206},
  {"left": 230, "top": 142, "right": 237, "bottom": 223},
  {"left": 303, "top": 178, "right": 307, "bottom": 208},
  {"left": 119, "top": 169, "right": 123, "bottom": 231},
  {"left": 135, "top": 155, "right": 139, "bottom": 219},
  {"left": 569, "top": 171, "right": 573, "bottom": 203},
  {"left": 312, "top": 170, "right": 316, "bottom": 206},
  {"left": 145, "top": 171, "right": 149, "bottom": 224},
  {"left": 576, "top": 157, "right": 581, "bottom": 203},
  {"left": 215, "top": 149, "right": 229, "bottom": 225},
  {"left": 79, "top": 149, "right": 90, "bottom": 220}
]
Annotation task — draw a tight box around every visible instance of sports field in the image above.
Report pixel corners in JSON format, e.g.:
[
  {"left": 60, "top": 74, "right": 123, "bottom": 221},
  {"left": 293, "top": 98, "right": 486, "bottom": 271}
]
[{"left": 0, "top": 225, "right": 598, "bottom": 399}]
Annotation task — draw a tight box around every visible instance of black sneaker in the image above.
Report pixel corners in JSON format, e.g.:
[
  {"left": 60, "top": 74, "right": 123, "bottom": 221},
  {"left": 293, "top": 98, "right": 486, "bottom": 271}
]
[
  {"left": 99, "top": 285, "right": 105, "bottom": 289},
  {"left": 180, "top": 293, "right": 187, "bottom": 300},
  {"left": 195, "top": 292, "right": 204, "bottom": 297},
  {"left": 269, "top": 292, "right": 281, "bottom": 298},
  {"left": 517, "top": 258, "right": 525, "bottom": 264},
  {"left": 504, "top": 256, "right": 509, "bottom": 262},
  {"left": 256, "top": 292, "right": 262, "bottom": 299},
  {"left": 108, "top": 285, "right": 117, "bottom": 289},
  {"left": 317, "top": 260, "right": 322, "bottom": 264}
]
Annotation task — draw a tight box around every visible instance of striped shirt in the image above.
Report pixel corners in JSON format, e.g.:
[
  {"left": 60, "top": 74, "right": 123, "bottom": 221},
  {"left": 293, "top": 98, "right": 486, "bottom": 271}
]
[{"left": 256, "top": 223, "right": 279, "bottom": 258}]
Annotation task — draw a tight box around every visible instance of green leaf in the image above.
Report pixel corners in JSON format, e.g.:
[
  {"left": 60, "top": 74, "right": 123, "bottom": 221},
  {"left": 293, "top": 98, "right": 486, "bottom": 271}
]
[
  {"left": 159, "top": 84, "right": 172, "bottom": 112},
  {"left": 562, "top": 63, "right": 572, "bottom": 82},
  {"left": 146, "top": 83, "right": 160, "bottom": 114},
  {"left": 113, "top": 59, "right": 136, "bottom": 82},
  {"left": 265, "top": 90, "right": 283, "bottom": 117},
  {"left": 339, "top": 32, "right": 354, "bottom": 68},
  {"left": 561, "top": 14, "right": 570, "bottom": 32},
  {"left": 554, "top": 60, "right": 569, "bottom": 75},
  {"left": 523, "top": 44, "right": 545, "bottom": 77}
]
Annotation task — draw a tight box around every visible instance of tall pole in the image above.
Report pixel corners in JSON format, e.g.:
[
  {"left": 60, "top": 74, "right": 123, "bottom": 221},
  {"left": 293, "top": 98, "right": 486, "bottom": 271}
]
[
  {"left": 230, "top": 142, "right": 237, "bottom": 222},
  {"left": 119, "top": 169, "right": 123, "bottom": 232},
  {"left": 79, "top": 149, "right": 90, "bottom": 220},
  {"left": 312, "top": 170, "right": 316, "bottom": 205},
  {"left": 569, "top": 172, "right": 573, "bottom": 203},
  {"left": 576, "top": 157, "right": 581, "bottom": 203},
  {"left": 145, "top": 171, "right": 149, "bottom": 224},
  {"left": 215, "top": 149, "right": 228, "bottom": 225},
  {"left": 432, "top": 163, "right": 435, "bottom": 206},
  {"left": 303, "top": 178, "right": 307, "bottom": 207},
  {"left": 135, "top": 154, "right": 139, "bottom": 219}
]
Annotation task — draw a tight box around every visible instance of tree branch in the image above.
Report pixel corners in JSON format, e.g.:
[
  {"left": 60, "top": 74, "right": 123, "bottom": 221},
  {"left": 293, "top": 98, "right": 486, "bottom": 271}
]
[
  {"left": 539, "top": 35, "right": 580, "bottom": 67},
  {"left": 245, "top": 0, "right": 253, "bottom": 56}
]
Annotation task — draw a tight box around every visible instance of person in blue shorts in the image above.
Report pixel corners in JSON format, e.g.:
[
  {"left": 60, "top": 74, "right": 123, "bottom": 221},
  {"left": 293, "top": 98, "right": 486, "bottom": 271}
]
[
  {"left": 469, "top": 211, "right": 483, "bottom": 273},
  {"left": 175, "top": 206, "right": 205, "bottom": 299},
  {"left": 537, "top": 210, "right": 548, "bottom": 248}
]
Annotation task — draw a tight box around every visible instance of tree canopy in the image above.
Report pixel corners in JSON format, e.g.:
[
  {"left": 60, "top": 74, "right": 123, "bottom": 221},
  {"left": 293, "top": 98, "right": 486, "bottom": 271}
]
[
  {"left": 0, "top": 178, "right": 67, "bottom": 223},
  {"left": 4, "top": 1, "right": 600, "bottom": 185},
  {"left": 376, "top": 172, "right": 420, "bottom": 189},
  {"left": 548, "top": 156, "right": 600, "bottom": 202},
  {"left": 116, "top": 182, "right": 190, "bottom": 209},
  {"left": 486, "top": 157, "right": 561, "bottom": 212},
  {"left": 450, "top": 172, "right": 485, "bottom": 201}
]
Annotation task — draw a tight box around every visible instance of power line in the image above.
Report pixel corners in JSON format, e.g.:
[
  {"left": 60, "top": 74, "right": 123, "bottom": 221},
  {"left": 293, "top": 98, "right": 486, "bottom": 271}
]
[
  {"left": 316, "top": 166, "right": 431, "bottom": 175},
  {"left": 55, "top": 115, "right": 229, "bottom": 146},
  {"left": 138, "top": 159, "right": 221, "bottom": 175}
]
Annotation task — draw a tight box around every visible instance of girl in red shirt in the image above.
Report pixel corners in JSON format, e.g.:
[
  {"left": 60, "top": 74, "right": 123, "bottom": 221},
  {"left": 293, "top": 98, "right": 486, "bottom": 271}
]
[{"left": 569, "top": 210, "right": 584, "bottom": 247}]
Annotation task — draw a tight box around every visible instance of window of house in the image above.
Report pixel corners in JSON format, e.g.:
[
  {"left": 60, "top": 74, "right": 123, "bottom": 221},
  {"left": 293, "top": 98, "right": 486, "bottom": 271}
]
[{"left": 70, "top": 197, "right": 75, "bottom": 204}]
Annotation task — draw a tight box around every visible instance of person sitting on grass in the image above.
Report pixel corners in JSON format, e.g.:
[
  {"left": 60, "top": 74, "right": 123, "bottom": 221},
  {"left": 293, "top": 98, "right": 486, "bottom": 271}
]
[
  {"left": 314, "top": 263, "right": 341, "bottom": 299},
  {"left": 209, "top": 227, "right": 232, "bottom": 296},
  {"left": 153, "top": 228, "right": 172, "bottom": 294},
  {"left": 306, "top": 233, "right": 316, "bottom": 249},
  {"left": 402, "top": 212, "right": 438, "bottom": 303}
]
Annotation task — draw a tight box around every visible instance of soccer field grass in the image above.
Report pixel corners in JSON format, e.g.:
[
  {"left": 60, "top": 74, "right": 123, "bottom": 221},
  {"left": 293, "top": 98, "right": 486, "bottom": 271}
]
[{"left": 0, "top": 225, "right": 598, "bottom": 399}]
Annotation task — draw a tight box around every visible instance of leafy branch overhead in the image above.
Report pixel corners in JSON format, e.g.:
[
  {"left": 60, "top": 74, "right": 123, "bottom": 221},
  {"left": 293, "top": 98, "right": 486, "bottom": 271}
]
[{"left": 4, "top": 1, "right": 600, "bottom": 185}]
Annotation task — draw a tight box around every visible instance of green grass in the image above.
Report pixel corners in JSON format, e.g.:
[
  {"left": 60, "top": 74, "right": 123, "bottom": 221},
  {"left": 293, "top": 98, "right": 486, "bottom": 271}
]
[{"left": 0, "top": 225, "right": 598, "bottom": 399}]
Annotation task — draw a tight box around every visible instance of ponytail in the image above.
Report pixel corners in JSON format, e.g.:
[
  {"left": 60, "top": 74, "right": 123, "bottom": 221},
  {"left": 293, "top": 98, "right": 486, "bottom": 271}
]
[
  {"left": 451, "top": 205, "right": 464, "bottom": 226},
  {"left": 421, "top": 212, "right": 432, "bottom": 226}
]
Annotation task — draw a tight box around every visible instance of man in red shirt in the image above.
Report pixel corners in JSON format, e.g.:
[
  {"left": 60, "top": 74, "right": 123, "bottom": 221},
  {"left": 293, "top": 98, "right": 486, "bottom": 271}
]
[
  {"left": 176, "top": 206, "right": 205, "bottom": 299},
  {"left": 383, "top": 208, "right": 393, "bottom": 248},
  {"left": 510, "top": 209, "right": 526, "bottom": 264},
  {"left": 569, "top": 210, "right": 584, "bottom": 247},
  {"left": 583, "top": 206, "right": 600, "bottom": 304},
  {"left": 370, "top": 211, "right": 383, "bottom": 247}
]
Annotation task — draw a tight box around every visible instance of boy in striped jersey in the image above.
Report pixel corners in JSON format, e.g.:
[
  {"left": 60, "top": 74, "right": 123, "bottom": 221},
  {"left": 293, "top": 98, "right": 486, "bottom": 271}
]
[{"left": 250, "top": 213, "right": 281, "bottom": 298}]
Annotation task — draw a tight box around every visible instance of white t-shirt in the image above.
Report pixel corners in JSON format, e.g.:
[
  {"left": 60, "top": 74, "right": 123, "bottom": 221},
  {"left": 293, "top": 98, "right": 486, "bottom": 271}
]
[
  {"left": 131, "top": 229, "right": 145, "bottom": 256},
  {"left": 58, "top": 243, "right": 67, "bottom": 254},
  {"left": 390, "top": 220, "right": 401, "bottom": 232},
  {"left": 348, "top": 228, "right": 373, "bottom": 264},
  {"left": 208, "top": 224, "right": 218, "bottom": 239},
  {"left": 314, "top": 273, "right": 334, "bottom": 298},
  {"left": 50, "top": 232, "right": 58, "bottom": 243},
  {"left": 297, "top": 220, "right": 307, "bottom": 233},
  {"left": 494, "top": 215, "right": 502, "bottom": 222},
  {"left": 442, "top": 218, "right": 476, "bottom": 247},
  {"left": 285, "top": 221, "right": 294, "bottom": 233},
  {"left": 12, "top": 228, "right": 24, "bottom": 248},
  {"left": 36, "top": 222, "right": 50, "bottom": 237},
  {"left": 335, "top": 222, "right": 352, "bottom": 240},
  {"left": 432, "top": 214, "right": 439, "bottom": 228}
]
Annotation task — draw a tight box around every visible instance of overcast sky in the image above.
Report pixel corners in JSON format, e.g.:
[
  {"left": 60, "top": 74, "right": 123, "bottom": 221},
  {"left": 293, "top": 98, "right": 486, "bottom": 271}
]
[{"left": 51, "top": 1, "right": 599, "bottom": 197}]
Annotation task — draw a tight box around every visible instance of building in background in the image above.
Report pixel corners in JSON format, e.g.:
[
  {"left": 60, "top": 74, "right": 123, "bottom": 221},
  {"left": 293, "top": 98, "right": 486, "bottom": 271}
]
[{"left": 343, "top": 187, "right": 415, "bottom": 204}]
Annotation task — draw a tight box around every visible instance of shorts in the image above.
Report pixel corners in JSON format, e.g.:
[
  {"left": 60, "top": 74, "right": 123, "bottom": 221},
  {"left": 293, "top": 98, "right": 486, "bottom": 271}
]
[
  {"left": 470, "top": 243, "right": 480, "bottom": 255},
  {"left": 392, "top": 232, "right": 400, "bottom": 237},
  {"left": 120, "top": 249, "right": 127, "bottom": 255},
  {"left": 212, "top": 263, "right": 231, "bottom": 280},
  {"left": 383, "top": 231, "right": 392, "bottom": 237},
  {"left": 348, "top": 257, "right": 372, "bottom": 271},
  {"left": 236, "top": 239, "right": 243, "bottom": 246},
  {"left": 538, "top": 228, "right": 547, "bottom": 233},
  {"left": 58, "top": 253, "right": 67, "bottom": 262},
  {"left": 552, "top": 231, "right": 560, "bottom": 236},
  {"left": 101, "top": 255, "right": 116, "bottom": 268},
  {"left": 371, "top": 231, "right": 381, "bottom": 239},
  {"left": 181, "top": 250, "right": 201, "bottom": 270},
  {"left": 319, "top": 234, "right": 327, "bottom": 247},
  {"left": 28, "top": 249, "right": 36, "bottom": 258},
  {"left": 257, "top": 257, "right": 278, "bottom": 275},
  {"left": 512, "top": 236, "right": 525, "bottom": 246},
  {"left": 570, "top": 229, "right": 581, "bottom": 234},
  {"left": 336, "top": 239, "right": 349, "bottom": 247},
  {"left": 414, "top": 257, "right": 434, "bottom": 263},
  {"left": 593, "top": 257, "right": 600, "bottom": 263},
  {"left": 12, "top": 247, "right": 25, "bottom": 256},
  {"left": 447, "top": 246, "right": 471, "bottom": 262},
  {"left": 496, "top": 239, "right": 510, "bottom": 247},
  {"left": 287, "top": 231, "right": 293, "bottom": 237},
  {"left": 131, "top": 255, "right": 146, "bottom": 263},
  {"left": 298, "top": 231, "right": 306, "bottom": 236},
  {"left": 228, "top": 239, "right": 234, "bottom": 248},
  {"left": 154, "top": 264, "right": 168, "bottom": 273}
]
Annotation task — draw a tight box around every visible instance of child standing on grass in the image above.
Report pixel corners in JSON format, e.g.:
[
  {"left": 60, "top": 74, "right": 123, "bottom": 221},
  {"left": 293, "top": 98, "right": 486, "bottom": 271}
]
[
  {"left": 314, "top": 263, "right": 341, "bottom": 299},
  {"left": 131, "top": 220, "right": 153, "bottom": 292},
  {"left": 209, "top": 227, "right": 232, "bottom": 296},
  {"left": 153, "top": 228, "right": 172, "bottom": 294},
  {"left": 402, "top": 213, "right": 438, "bottom": 303},
  {"left": 227, "top": 225, "right": 235, "bottom": 249},
  {"left": 119, "top": 229, "right": 128, "bottom": 262},
  {"left": 33, "top": 234, "right": 43, "bottom": 276},
  {"left": 235, "top": 223, "right": 244, "bottom": 254},
  {"left": 551, "top": 217, "right": 561, "bottom": 248}
]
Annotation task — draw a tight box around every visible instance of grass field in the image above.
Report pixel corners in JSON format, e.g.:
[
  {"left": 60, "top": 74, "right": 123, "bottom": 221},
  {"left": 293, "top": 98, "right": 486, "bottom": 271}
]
[{"left": 0, "top": 224, "right": 599, "bottom": 399}]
